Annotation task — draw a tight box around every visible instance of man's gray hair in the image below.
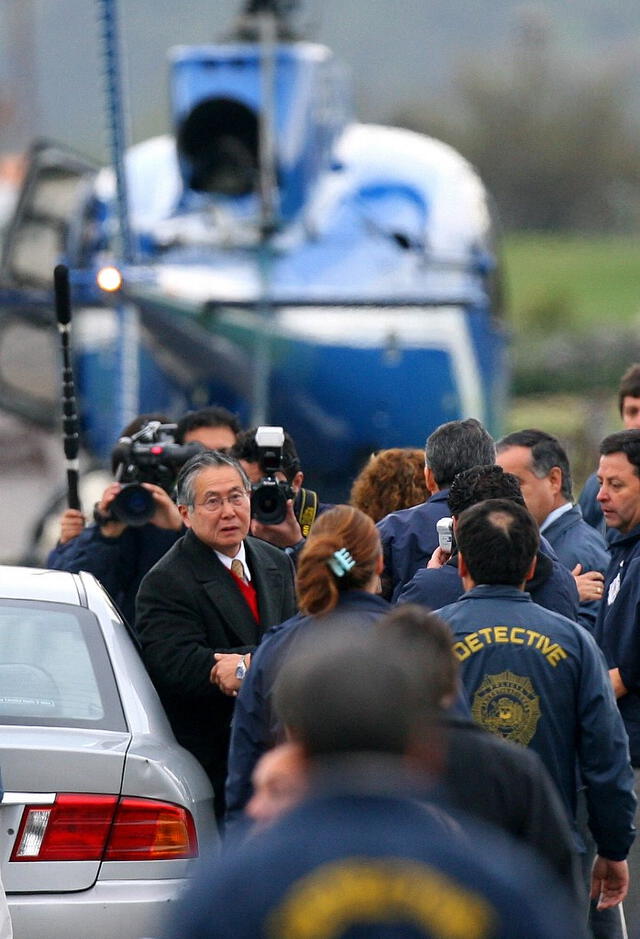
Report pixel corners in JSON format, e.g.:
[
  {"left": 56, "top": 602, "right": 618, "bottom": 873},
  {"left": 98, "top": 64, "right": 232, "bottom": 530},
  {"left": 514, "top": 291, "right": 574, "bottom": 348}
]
[
  {"left": 425, "top": 418, "right": 495, "bottom": 489},
  {"left": 176, "top": 451, "right": 250, "bottom": 507}
]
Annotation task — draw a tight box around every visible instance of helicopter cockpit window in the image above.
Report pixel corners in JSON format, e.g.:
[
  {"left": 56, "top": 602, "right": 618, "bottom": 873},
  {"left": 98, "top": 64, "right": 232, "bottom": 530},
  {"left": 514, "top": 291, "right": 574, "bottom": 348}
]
[{"left": 177, "top": 97, "right": 259, "bottom": 198}]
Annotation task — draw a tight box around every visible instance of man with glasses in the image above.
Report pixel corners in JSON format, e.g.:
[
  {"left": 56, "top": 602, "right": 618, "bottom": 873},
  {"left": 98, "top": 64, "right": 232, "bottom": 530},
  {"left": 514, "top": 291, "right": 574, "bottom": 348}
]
[{"left": 136, "top": 451, "right": 296, "bottom": 821}]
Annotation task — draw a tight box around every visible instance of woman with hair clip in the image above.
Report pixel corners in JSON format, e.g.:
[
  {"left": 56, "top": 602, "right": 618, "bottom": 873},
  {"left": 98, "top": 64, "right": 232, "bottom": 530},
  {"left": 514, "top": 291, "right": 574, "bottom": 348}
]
[{"left": 224, "top": 505, "right": 391, "bottom": 835}]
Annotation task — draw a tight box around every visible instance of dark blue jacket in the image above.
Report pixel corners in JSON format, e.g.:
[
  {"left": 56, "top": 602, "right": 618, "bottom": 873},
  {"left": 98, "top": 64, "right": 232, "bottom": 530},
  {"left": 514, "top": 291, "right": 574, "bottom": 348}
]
[
  {"left": 173, "top": 763, "right": 587, "bottom": 939},
  {"left": 578, "top": 471, "right": 607, "bottom": 536},
  {"left": 398, "top": 540, "right": 580, "bottom": 622},
  {"left": 437, "top": 585, "right": 635, "bottom": 861},
  {"left": 377, "top": 489, "right": 450, "bottom": 600},
  {"left": 224, "top": 591, "right": 391, "bottom": 830},
  {"left": 542, "top": 503, "right": 610, "bottom": 630},
  {"left": 47, "top": 522, "right": 180, "bottom": 628},
  {"left": 593, "top": 523, "right": 640, "bottom": 765}
]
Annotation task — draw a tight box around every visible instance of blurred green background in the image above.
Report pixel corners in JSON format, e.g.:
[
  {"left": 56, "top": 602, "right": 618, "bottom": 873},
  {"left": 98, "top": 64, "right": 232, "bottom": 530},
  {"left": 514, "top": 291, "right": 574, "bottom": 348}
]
[{"left": 502, "top": 233, "right": 640, "bottom": 491}]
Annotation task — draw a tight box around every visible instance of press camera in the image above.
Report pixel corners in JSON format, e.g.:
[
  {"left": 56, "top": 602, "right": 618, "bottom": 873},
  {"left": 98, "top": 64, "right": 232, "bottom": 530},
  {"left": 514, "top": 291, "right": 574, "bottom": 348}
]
[
  {"left": 108, "top": 421, "right": 203, "bottom": 526},
  {"left": 251, "top": 426, "right": 294, "bottom": 525}
]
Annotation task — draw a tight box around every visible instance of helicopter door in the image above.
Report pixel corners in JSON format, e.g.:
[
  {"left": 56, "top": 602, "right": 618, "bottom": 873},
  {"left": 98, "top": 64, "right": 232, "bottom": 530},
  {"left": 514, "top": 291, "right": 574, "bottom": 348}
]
[{"left": 0, "top": 139, "right": 98, "bottom": 288}]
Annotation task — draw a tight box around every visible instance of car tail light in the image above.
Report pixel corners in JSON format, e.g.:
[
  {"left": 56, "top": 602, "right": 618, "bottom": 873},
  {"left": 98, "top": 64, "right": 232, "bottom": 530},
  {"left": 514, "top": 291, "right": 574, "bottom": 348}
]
[
  {"left": 105, "top": 796, "right": 198, "bottom": 860},
  {"left": 11, "top": 794, "right": 198, "bottom": 861}
]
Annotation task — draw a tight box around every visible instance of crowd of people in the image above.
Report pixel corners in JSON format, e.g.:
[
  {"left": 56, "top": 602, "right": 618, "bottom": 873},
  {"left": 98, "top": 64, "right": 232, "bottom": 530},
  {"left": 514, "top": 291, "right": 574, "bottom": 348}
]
[{"left": 44, "top": 363, "right": 640, "bottom": 938}]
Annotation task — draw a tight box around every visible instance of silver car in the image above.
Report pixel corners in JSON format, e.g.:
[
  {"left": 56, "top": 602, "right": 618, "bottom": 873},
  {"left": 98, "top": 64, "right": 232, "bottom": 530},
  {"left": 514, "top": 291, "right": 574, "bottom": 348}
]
[{"left": 0, "top": 566, "right": 218, "bottom": 939}]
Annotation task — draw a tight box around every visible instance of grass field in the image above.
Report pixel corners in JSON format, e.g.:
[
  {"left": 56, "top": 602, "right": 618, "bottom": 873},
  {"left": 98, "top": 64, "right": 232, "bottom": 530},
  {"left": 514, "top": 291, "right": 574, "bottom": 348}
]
[
  {"left": 502, "top": 233, "right": 640, "bottom": 335},
  {"left": 500, "top": 232, "right": 640, "bottom": 483}
]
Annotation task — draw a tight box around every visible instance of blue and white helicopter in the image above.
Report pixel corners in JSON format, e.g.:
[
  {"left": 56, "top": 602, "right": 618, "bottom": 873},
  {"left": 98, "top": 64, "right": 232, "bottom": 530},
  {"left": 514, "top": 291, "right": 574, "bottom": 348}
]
[{"left": 0, "top": 0, "right": 507, "bottom": 501}]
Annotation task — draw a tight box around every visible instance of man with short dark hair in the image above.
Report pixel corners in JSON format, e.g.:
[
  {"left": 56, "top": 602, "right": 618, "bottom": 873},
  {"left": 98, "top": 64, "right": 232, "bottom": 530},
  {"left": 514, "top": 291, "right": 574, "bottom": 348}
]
[
  {"left": 592, "top": 429, "right": 640, "bottom": 925},
  {"left": 377, "top": 604, "right": 580, "bottom": 893},
  {"left": 497, "top": 429, "right": 609, "bottom": 628},
  {"left": 175, "top": 405, "right": 241, "bottom": 451},
  {"left": 136, "top": 451, "right": 296, "bottom": 820},
  {"left": 580, "top": 364, "right": 640, "bottom": 532},
  {"left": 436, "top": 499, "right": 635, "bottom": 927},
  {"left": 377, "top": 417, "right": 495, "bottom": 600},
  {"left": 397, "top": 464, "right": 579, "bottom": 621}
]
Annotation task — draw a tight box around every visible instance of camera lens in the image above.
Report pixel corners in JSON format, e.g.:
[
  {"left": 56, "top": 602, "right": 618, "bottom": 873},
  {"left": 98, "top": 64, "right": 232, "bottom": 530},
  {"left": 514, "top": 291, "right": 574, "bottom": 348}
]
[
  {"left": 110, "top": 483, "right": 155, "bottom": 527},
  {"left": 251, "top": 479, "right": 287, "bottom": 525}
]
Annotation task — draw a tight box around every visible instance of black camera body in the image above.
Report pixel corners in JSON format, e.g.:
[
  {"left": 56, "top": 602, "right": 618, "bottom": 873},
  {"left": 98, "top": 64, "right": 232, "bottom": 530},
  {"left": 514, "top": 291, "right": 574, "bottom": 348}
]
[
  {"left": 251, "top": 426, "right": 293, "bottom": 525},
  {"left": 109, "top": 422, "right": 204, "bottom": 526}
]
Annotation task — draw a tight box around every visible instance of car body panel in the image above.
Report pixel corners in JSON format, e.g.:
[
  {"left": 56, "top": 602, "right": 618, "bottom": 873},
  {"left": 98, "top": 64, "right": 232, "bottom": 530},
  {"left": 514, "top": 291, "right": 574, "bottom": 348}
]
[
  {"left": 9, "top": 877, "right": 188, "bottom": 939},
  {"left": 0, "top": 566, "right": 218, "bottom": 938}
]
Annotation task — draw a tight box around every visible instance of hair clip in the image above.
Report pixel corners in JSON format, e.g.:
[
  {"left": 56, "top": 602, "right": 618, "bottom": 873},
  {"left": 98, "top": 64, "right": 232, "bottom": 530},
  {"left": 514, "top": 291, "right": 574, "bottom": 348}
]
[{"left": 327, "top": 548, "right": 356, "bottom": 577}]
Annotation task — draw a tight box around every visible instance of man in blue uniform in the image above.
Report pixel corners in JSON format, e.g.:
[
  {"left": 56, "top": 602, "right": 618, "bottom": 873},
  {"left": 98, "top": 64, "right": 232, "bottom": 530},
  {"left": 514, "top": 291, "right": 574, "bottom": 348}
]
[
  {"left": 167, "top": 632, "right": 587, "bottom": 939},
  {"left": 580, "top": 364, "right": 640, "bottom": 534},
  {"left": 436, "top": 498, "right": 635, "bottom": 926},
  {"left": 593, "top": 429, "right": 640, "bottom": 925},
  {"left": 377, "top": 417, "right": 495, "bottom": 600},
  {"left": 496, "top": 429, "right": 609, "bottom": 628},
  {"left": 397, "top": 464, "right": 579, "bottom": 621}
]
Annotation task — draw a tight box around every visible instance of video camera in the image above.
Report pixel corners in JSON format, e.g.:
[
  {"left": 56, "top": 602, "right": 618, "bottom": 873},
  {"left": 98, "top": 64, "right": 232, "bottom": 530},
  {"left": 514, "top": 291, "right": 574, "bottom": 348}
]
[
  {"left": 251, "top": 426, "right": 294, "bottom": 525},
  {"left": 108, "top": 421, "right": 204, "bottom": 526}
]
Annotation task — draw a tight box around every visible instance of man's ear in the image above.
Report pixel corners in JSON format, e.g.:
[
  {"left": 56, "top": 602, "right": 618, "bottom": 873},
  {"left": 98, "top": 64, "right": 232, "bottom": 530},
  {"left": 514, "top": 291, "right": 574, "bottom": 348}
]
[
  {"left": 424, "top": 466, "right": 438, "bottom": 494},
  {"left": 524, "top": 555, "right": 537, "bottom": 583},
  {"left": 457, "top": 551, "right": 469, "bottom": 579},
  {"left": 178, "top": 504, "right": 192, "bottom": 528},
  {"left": 291, "top": 470, "right": 304, "bottom": 492},
  {"left": 548, "top": 466, "right": 563, "bottom": 496}
]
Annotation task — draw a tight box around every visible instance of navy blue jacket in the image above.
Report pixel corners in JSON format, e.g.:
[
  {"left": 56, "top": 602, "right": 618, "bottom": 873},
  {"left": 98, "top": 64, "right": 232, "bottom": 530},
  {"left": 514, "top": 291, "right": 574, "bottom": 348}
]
[
  {"left": 173, "top": 762, "right": 587, "bottom": 939},
  {"left": 578, "top": 471, "right": 606, "bottom": 536},
  {"left": 542, "top": 503, "right": 610, "bottom": 630},
  {"left": 398, "top": 540, "right": 580, "bottom": 622},
  {"left": 377, "top": 489, "right": 450, "bottom": 600},
  {"left": 593, "top": 523, "right": 640, "bottom": 766},
  {"left": 437, "top": 585, "right": 635, "bottom": 861},
  {"left": 224, "top": 591, "right": 391, "bottom": 829},
  {"left": 47, "top": 522, "right": 179, "bottom": 628}
]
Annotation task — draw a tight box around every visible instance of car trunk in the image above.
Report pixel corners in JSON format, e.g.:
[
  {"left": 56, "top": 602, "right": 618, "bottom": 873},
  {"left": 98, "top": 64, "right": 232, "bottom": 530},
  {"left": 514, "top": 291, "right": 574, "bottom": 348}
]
[{"left": 0, "top": 726, "right": 130, "bottom": 893}]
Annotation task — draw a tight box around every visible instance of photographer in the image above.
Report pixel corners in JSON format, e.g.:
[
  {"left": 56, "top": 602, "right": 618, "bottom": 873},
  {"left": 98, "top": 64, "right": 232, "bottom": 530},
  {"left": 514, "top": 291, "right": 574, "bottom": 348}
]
[
  {"left": 47, "top": 408, "right": 238, "bottom": 628},
  {"left": 230, "top": 427, "right": 332, "bottom": 553}
]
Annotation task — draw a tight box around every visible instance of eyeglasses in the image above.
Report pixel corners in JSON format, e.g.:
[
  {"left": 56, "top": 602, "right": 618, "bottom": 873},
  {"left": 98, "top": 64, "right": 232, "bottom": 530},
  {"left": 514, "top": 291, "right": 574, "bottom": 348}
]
[{"left": 195, "top": 491, "right": 250, "bottom": 513}]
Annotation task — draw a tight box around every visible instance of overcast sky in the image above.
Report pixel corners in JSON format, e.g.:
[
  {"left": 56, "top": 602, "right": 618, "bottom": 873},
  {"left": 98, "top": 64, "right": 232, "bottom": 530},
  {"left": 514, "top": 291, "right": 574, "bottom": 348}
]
[{"left": 2, "top": 0, "right": 639, "bottom": 159}]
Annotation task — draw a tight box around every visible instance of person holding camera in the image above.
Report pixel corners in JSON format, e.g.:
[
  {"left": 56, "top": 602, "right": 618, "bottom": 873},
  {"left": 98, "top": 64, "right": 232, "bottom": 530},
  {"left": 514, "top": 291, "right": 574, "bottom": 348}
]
[
  {"left": 230, "top": 426, "right": 332, "bottom": 554},
  {"left": 47, "top": 407, "right": 240, "bottom": 628}
]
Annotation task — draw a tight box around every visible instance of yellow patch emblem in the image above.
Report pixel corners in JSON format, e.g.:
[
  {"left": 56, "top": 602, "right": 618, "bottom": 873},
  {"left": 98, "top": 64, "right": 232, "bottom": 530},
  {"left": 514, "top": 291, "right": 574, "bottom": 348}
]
[{"left": 471, "top": 670, "right": 541, "bottom": 745}]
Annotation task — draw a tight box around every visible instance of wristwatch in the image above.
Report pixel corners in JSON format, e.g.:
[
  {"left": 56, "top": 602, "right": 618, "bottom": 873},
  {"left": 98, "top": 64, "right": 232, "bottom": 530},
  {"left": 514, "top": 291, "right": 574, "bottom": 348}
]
[{"left": 235, "top": 655, "right": 248, "bottom": 681}]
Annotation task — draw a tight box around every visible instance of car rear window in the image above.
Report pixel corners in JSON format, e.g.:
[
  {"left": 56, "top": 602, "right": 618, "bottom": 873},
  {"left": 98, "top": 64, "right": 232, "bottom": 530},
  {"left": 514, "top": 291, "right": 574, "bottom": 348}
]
[{"left": 0, "top": 600, "right": 126, "bottom": 731}]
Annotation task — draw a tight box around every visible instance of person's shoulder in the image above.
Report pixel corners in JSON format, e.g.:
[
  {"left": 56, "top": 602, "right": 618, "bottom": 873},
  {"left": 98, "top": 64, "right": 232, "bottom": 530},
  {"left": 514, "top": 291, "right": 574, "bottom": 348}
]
[
  {"left": 434, "top": 596, "right": 465, "bottom": 620},
  {"left": 176, "top": 793, "right": 584, "bottom": 939},
  {"left": 526, "top": 598, "right": 595, "bottom": 645},
  {"left": 398, "top": 562, "right": 458, "bottom": 602},
  {"left": 246, "top": 535, "right": 292, "bottom": 566},
  {"left": 138, "top": 532, "right": 188, "bottom": 583},
  {"left": 256, "top": 611, "right": 306, "bottom": 648},
  {"left": 377, "top": 497, "right": 437, "bottom": 528}
]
